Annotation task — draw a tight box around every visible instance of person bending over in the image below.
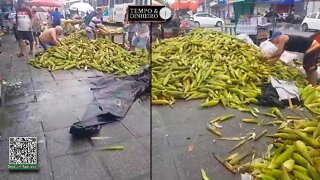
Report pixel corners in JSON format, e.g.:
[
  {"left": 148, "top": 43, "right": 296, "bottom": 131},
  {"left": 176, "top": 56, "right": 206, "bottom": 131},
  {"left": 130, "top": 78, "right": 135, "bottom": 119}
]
[
  {"left": 266, "top": 31, "right": 320, "bottom": 87},
  {"left": 39, "top": 26, "right": 63, "bottom": 51}
]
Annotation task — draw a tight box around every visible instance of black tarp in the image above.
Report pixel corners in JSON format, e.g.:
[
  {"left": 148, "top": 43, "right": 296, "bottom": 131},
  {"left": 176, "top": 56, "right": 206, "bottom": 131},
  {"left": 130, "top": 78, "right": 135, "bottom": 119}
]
[{"left": 69, "top": 67, "right": 150, "bottom": 137}]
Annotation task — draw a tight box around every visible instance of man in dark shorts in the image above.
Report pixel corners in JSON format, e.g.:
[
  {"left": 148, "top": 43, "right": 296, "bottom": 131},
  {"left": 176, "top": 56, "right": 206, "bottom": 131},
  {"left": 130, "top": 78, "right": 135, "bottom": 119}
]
[
  {"left": 16, "top": 1, "right": 34, "bottom": 56},
  {"left": 267, "top": 31, "right": 320, "bottom": 87}
]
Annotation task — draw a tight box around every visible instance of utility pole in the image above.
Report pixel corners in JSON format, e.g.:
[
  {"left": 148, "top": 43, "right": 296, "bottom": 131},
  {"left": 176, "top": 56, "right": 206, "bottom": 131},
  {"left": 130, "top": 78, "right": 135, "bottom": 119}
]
[{"left": 204, "top": 0, "right": 207, "bottom": 13}]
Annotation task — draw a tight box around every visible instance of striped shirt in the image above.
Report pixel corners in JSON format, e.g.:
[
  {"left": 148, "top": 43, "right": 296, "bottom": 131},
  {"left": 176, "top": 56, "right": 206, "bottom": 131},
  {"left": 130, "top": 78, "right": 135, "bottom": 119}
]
[{"left": 86, "top": 16, "right": 101, "bottom": 32}]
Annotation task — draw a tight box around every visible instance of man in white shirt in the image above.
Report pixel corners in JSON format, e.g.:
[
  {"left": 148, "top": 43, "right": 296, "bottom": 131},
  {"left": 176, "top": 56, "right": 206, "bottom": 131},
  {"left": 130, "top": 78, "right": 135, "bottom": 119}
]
[{"left": 16, "top": 1, "right": 34, "bottom": 56}]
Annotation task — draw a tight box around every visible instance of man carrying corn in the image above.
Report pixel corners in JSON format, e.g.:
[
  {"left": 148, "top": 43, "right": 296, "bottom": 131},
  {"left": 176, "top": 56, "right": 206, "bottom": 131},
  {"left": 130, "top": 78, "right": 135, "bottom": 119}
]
[{"left": 266, "top": 31, "right": 320, "bottom": 87}]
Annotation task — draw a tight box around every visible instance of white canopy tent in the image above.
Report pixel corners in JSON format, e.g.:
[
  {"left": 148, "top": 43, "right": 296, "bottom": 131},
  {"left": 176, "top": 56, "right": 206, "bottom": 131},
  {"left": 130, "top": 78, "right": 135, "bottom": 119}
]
[{"left": 69, "top": 2, "right": 94, "bottom": 13}]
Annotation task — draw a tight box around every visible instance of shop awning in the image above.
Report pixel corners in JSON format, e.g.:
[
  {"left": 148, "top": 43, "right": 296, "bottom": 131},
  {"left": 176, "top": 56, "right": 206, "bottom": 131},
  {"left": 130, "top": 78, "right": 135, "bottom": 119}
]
[
  {"left": 229, "top": 0, "right": 244, "bottom": 2},
  {"left": 170, "top": 0, "right": 198, "bottom": 12},
  {"left": 27, "top": 0, "right": 63, "bottom": 7},
  {"left": 218, "top": 0, "right": 227, "bottom": 3},
  {"left": 256, "top": 0, "right": 294, "bottom": 5}
]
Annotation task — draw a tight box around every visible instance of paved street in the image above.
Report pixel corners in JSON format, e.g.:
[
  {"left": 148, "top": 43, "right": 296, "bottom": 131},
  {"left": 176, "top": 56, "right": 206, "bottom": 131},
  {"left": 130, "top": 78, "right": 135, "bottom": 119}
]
[{"left": 0, "top": 34, "right": 150, "bottom": 180}]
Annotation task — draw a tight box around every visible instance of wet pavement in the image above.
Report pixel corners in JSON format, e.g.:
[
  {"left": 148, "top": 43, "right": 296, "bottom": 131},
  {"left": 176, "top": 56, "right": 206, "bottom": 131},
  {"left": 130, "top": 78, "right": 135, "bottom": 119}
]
[
  {"left": 0, "top": 34, "right": 150, "bottom": 180},
  {"left": 152, "top": 100, "right": 314, "bottom": 180}
]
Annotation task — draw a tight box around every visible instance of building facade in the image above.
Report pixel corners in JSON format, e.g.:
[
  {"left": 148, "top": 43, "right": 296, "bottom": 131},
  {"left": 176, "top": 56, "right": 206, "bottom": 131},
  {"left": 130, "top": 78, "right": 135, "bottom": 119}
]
[{"left": 305, "top": 0, "right": 320, "bottom": 15}]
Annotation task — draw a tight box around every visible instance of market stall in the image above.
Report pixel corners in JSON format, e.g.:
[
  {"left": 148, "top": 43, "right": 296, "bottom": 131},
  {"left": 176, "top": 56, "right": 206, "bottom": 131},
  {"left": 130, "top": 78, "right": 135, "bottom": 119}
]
[
  {"left": 236, "top": 15, "right": 271, "bottom": 44},
  {"left": 96, "top": 26, "right": 125, "bottom": 47},
  {"left": 61, "top": 19, "right": 83, "bottom": 35}
]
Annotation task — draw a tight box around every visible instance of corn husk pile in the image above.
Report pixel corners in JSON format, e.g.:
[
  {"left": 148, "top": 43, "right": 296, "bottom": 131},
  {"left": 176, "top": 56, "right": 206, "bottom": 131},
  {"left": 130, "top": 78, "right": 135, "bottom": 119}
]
[
  {"left": 61, "top": 22, "right": 78, "bottom": 34},
  {"left": 151, "top": 29, "right": 308, "bottom": 108},
  {"left": 300, "top": 85, "right": 320, "bottom": 115},
  {"left": 29, "top": 30, "right": 147, "bottom": 75},
  {"left": 97, "top": 26, "right": 124, "bottom": 35},
  {"left": 61, "top": 19, "right": 83, "bottom": 34},
  {"left": 242, "top": 117, "right": 320, "bottom": 180}
]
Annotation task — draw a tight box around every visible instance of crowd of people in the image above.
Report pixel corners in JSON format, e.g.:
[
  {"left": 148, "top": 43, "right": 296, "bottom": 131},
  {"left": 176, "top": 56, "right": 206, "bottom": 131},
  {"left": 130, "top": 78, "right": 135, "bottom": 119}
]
[
  {"left": 13, "top": 1, "right": 63, "bottom": 57},
  {"left": 0, "top": 1, "right": 64, "bottom": 80}
]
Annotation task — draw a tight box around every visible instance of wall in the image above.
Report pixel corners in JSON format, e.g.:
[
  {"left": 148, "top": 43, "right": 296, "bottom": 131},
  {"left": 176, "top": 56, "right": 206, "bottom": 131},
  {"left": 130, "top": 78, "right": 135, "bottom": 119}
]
[{"left": 305, "top": 1, "right": 320, "bottom": 14}]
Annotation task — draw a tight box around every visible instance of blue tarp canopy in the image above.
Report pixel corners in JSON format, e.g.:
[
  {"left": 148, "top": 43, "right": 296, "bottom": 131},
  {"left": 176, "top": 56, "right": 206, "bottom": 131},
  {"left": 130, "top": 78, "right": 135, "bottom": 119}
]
[
  {"left": 256, "top": 0, "right": 294, "bottom": 4},
  {"left": 218, "top": 0, "right": 226, "bottom": 4}
]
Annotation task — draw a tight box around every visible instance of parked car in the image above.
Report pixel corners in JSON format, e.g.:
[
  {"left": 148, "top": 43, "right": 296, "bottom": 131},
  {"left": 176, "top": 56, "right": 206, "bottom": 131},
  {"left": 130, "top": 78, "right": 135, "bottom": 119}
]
[
  {"left": 301, "top": 12, "right": 320, "bottom": 31},
  {"left": 190, "top": 13, "right": 224, "bottom": 27},
  {"left": 285, "top": 14, "right": 303, "bottom": 24}
]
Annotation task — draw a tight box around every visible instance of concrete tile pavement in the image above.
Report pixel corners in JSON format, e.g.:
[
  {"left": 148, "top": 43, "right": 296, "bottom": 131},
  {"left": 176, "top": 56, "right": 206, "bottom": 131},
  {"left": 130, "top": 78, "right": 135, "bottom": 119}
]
[
  {"left": 152, "top": 99, "right": 313, "bottom": 180},
  {"left": 0, "top": 34, "right": 150, "bottom": 180}
]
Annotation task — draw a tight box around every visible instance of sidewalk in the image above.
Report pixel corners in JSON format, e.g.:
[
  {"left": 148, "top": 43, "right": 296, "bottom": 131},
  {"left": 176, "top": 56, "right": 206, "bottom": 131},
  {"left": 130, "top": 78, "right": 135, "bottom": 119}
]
[
  {"left": 0, "top": 34, "right": 150, "bottom": 180},
  {"left": 152, "top": 100, "right": 313, "bottom": 180}
]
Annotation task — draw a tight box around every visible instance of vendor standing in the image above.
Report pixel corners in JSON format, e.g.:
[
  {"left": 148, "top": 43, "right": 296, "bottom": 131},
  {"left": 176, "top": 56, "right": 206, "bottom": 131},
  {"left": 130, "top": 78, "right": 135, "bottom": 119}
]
[
  {"left": 179, "top": 17, "right": 189, "bottom": 35},
  {"left": 124, "top": 7, "right": 139, "bottom": 50},
  {"left": 266, "top": 31, "right": 320, "bottom": 87},
  {"left": 51, "top": 8, "right": 61, "bottom": 28},
  {"left": 131, "top": 23, "right": 150, "bottom": 56},
  {"left": 39, "top": 26, "right": 63, "bottom": 50},
  {"left": 85, "top": 11, "right": 104, "bottom": 40},
  {"left": 31, "top": 6, "right": 42, "bottom": 48}
]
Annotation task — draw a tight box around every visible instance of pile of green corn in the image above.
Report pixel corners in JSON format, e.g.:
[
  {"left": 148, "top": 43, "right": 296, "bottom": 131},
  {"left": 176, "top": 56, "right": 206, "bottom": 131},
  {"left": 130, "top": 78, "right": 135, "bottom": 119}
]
[
  {"left": 300, "top": 84, "right": 320, "bottom": 115},
  {"left": 151, "top": 29, "right": 307, "bottom": 109},
  {"left": 29, "top": 30, "right": 147, "bottom": 75},
  {"left": 243, "top": 118, "right": 320, "bottom": 180}
]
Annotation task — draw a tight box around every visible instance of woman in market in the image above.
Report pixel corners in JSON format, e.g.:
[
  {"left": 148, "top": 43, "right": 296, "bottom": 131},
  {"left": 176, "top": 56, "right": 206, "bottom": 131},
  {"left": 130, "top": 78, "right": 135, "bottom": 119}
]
[
  {"left": 179, "top": 17, "right": 189, "bottom": 36},
  {"left": 266, "top": 31, "right": 320, "bottom": 87},
  {"left": 8, "top": 8, "right": 17, "bottom": 41},
  {"left": 47, "top": 9, "right": 53, "bottom": 28},
  {"left": 131, "top": 23, "right": 150, "bottom": 56},
  {"left": 124, "top": 7, "right": 139, "bottom": 51},
  {"left": 31, "top": 6, "right": 43, "bottom": 48}
]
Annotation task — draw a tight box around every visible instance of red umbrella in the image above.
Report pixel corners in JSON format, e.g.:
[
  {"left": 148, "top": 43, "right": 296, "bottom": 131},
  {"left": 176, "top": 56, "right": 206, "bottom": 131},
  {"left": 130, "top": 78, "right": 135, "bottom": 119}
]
[
  {"left": 171, "top": 1, "right": 191, "bottom": 10},
  {"left": 170, "top": 0, "right": 198, "bottom": 12},
  {"left": 27, "top": 0, "right": 63, "bottom": 7}
]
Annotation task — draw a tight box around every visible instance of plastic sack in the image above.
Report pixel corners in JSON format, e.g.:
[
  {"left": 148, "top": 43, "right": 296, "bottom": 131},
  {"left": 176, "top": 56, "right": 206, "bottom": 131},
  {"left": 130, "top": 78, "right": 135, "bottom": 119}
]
[
  {"left": 236, "top": 34, "right": 255, "bottom": 46},
  {"left": 279, "top": 51, "right": 297, "bottom": 66},
  {"left": 259, "top": 40, "right": 278, "bottom": 57}
]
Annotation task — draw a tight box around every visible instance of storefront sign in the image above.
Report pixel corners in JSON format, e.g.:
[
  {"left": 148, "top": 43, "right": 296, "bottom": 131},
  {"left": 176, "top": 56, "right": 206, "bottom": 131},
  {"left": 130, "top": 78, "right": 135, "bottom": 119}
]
[
  {"left": 256, "top": 0, "right": 294, "bottom": 4},
  {"left": 228, "top": 0, "right": 244, "bottom": 3}
]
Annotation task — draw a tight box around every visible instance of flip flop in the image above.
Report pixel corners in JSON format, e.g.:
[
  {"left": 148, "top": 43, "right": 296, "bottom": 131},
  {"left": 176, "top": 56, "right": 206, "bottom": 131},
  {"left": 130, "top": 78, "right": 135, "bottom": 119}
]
[{"left": 17, "top": 53, "right": 25, "bottom": 57}]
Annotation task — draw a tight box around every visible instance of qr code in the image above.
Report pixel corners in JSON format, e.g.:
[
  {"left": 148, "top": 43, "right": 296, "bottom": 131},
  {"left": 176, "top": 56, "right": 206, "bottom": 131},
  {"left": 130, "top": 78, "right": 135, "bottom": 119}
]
[{"left": 9, "top": 137, "right": 37, "bottom": 164}]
